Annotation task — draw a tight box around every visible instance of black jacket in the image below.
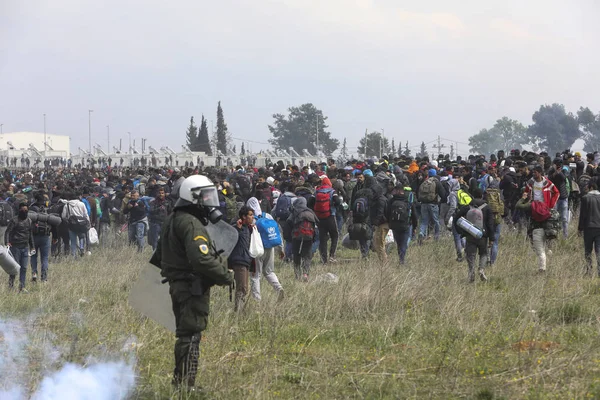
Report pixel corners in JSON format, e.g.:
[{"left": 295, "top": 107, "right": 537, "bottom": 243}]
[
  {"left": 123, "top": 199, "right": 147, "bottom": 223},
  {"left": 453, "top": 198, "right": 495, "bottom": 240},
  {"left": 149, "top": 197, "right": 173, "bottom": 223},
  {"left": 229, "top": 224, "right": 252, "bottom": 268},
  {"left": 579, "top": 191, "right": 600, "bottom": 231},
  {"left": 6, "top": 216, "right": 34, "bottom": 248}
]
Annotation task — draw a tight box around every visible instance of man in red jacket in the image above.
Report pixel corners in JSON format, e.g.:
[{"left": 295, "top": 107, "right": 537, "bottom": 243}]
[{"left": 524, "top": 166, "right": 560, "bottom": 209}]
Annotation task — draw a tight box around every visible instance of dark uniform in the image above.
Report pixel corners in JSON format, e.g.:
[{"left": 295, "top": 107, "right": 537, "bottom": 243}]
[{"left": 156, "top": 208, "right": 233, "bottom": 387}]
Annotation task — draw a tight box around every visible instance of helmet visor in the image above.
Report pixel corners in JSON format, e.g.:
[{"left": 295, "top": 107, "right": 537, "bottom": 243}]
[{"left": 194, "top": 186, "right": 220, "bottom": 207}]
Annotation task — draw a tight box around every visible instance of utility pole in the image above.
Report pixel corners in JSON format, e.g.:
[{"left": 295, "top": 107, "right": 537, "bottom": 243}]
[
  {"left": 107, "top": 125, "right": 110, "bottom": 153},
  {"left": 88, "top": 110, "right": 93, "bottom": 154},
  {"left": 0, "top": 124, "right": 3, "bottom": 135},
  {"left": 128, "top": 132, "right": 131, "bottom": 155},
  {"left": 432, "top": 135, "right": 446, "bottom": 160},
  {"left": 43, "top": 113, "right": 47, "bottom": 158}
]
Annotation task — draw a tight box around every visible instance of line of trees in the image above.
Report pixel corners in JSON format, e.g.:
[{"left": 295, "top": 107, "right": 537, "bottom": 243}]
[
  {"left": 185, "top": 101, "right": 233, "bottom": 156},
  {"left": 469, "top": 104, "right": 600, "bottom": 156}
]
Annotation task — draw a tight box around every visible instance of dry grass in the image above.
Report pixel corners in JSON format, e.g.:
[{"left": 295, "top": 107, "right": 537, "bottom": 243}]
[{"left": 4, "top": 228, "right": 600, "bottom": 399}]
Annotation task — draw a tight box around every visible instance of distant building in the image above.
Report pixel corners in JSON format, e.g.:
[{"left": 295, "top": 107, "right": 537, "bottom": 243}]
[{"left": 0, "top": 132, "right": 70, "bottom": 159}]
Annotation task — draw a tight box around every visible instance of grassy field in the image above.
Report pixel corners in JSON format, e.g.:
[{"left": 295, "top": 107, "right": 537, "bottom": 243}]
[{"left": 3, "top": 229, "right": 600, "bottom": 399}]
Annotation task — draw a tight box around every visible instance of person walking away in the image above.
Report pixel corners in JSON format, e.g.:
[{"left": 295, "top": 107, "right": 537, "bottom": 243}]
[
  {"left": 483, "top": 166, "right": 503, "bottom": 266},
  {"left": 371, "top": 178, "right": 390, "bottom": 262},
  {"left": 6, "top": 203, "right": 34, "bottom": 291},
  {"left": 123, "top": 190, "right": 148, "bottom": 253},
  {"left": 418, "top": 169, "right": 445, "bottom": 244},
  {"left": 230, "top": 206, "right": 254, "bottom": 312},
  {"left": 548, "top": 158, "right": 569, "bottom": 238},
  {"left": 286, "top": 197, "right": 317, "bottom": 281},
  {"left": 386, "top": 185, "right": 417, "bottom": 265},
  {"left": 447, "top": 178, "right": 470, "bottom": 262},
  {"left": 148, "top": 187, "right": 172, "bottom": 251},
  {"left": 453, "top": 188, "right": 494, "bottom": 282},
  {"left": 155, "top": 175, "right": 234, "bottom": 389},
  {"left": 311, "top": 177, "right": 341, "bottom": 264},
  {"left": 578, "top": 182, "right": 600, "bottom": 276},
  {"left": 0, "top": 198, "right": 14, "bottom": 245},
  {"left": 61, "top": 192, "right": 90, "bottom": 258},
  {"left": 99, "top": 189, "right": 119, "bottom": 247},
  {"left": 29, "top": 193, "right": 52, "bottom": 282},
  {"left": 247, "top": 197, "right": 284, "bottom": 301}
]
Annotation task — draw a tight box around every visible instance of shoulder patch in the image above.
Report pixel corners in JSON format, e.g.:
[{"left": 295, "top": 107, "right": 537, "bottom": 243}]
[
  {"left": 199, "top": 244, "right": 209, "bottom": 255},
  {"left": 194, "top": 235, "right": 208, "bottom": 242}
]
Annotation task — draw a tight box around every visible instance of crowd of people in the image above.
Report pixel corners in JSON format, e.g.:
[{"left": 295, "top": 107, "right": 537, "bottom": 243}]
[
  {"left": 2, "top": 148, "right": 600, "bottom": 294},
  {"left": 5, "top": 148, "right": 600, "bottom": 390}
]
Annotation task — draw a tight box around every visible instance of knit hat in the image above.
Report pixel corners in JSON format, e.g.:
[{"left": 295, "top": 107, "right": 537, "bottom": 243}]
[{"left": 428, "top": 168, "right": 437, "bottom": 177}]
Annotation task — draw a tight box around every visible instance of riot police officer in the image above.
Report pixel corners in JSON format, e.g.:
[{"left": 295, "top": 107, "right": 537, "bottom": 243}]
[{"left": 155, "top": 175, "right": 234, "bottom": 388}]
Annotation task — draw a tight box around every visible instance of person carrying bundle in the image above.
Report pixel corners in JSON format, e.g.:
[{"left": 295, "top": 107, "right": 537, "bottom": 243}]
[{"left": 453, "top": 188, "right": 494, "bottom": 283}]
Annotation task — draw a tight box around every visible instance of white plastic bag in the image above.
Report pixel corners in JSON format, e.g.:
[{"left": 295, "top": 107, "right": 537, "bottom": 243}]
[
  {"left": 249, "top": 226, "right": 264, "bottom": 258},
  {"left": 446, "top": 216, "right": 453, "bottom": 230},
  {"left": 385, "top": 230, "right": 394, "bottom": 244},
  {"left": 88, "top": 227, "right": 99, "bottom": 244}
]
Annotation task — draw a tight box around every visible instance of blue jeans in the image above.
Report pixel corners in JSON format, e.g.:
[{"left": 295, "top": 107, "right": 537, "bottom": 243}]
[
  {"left": 31, "top": 235, "right": 51, "bottom": 281},
  {"left": 284, "top": 241, "right": 293, "bottom": 262},
  {"left": 9, "top": 246, "right": 29, "bottom": 289},
  {"left": 69, "top": 230, "right": 86, "bottom": 257},
  {"left": 489, "top": 224, "right": 501, "bottom": 265},
  {"left": 392, "top": 228, "right": 410, "bottom": 264},
  {"left": 128, "top": 222, "right": 146, "bottom": 252},
  {"left": 358, "top": 238, "right": 370, "bottom": 259},
  {"left": 148, "top": 221, "right": 162, "bottom": 251},
  {"left": 335, "top": 214, "right": 344, "bottom": 238},
  {"left": 556, "top": 199, "right": 569, "bottom": 238},
  {"left": 419, "top": 203, "right": 440, "bottom": 241}
]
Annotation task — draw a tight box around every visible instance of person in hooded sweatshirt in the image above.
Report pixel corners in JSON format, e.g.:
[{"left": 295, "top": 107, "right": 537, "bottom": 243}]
[
  {"left": 446, "top": 177, "right": 467, "bottom": 262},
  {"left": 351, "top": 175, "right": 378, "bottom": 259},
  {"left": 385, "top": 185, "right": 417, "bottom": 265},
  {"left": 578, "top": 182, "right": 600, "bottom": 276},
  {"left": 453, "top": 188, "right": 494, "bottom": 283},
  {"left": 246, "top": 197, "right": 284, "bottom": 301},
  {"left": 309, "top": 176, "right": 341, "bottom": 264},
  {"left": 286, "top": 197, "right": 318, "bottom": 281}
]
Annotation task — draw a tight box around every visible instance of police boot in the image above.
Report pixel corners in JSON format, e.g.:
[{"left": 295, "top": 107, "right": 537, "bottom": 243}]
[{"left": 172, "top": 334, "right": 201, "bottom": 388}]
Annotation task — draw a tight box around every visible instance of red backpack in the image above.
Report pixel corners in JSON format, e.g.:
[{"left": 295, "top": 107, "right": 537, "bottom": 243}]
[
  {"left": 314, "top": 188, "right": 334, "bottom": 219},
  {"left": 530, "top": 200, "right": 551, "bottom": 222},
  {"left": 292, "top": 219, "right": 315, "bottom": 241}
]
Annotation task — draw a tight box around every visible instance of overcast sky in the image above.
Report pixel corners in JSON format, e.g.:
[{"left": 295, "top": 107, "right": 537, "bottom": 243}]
[{"left": 1, "top": 0, "right": 599, "bottom": 157}]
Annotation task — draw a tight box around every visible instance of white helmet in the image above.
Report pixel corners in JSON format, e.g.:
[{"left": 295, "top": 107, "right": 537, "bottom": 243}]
[{"left": 178, "top": 175, "right": 220, "bottom": 207}]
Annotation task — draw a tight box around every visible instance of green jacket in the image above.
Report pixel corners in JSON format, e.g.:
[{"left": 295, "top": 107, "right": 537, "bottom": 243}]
[{"left": 158, "top": 210, "right": 233, "bottom": 286}]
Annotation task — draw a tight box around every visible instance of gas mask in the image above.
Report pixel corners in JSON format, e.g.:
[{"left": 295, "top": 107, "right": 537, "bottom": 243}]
[{"left": 206, "top": 207, "right": 223, "bottom": 224}]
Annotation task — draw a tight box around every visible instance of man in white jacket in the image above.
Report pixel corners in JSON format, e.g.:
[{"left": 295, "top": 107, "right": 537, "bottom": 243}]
[{"left": 60, "top": 192, "right": 90, "bottom": 258}]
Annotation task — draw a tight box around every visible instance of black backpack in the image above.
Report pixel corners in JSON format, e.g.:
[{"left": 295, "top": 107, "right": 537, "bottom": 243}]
[
  {"left": 388, "top": 198, "right": 410, "bottom": 231},
  {"left": 0, "top": 201, "right": 14, "bottom": 227},
  {"left": 352, "top": 197, "right": 369, "bottom": 223},
  {"left": 273, "top": 195, "right": 293, "bottom": 221},
  {"left": 32, "top": 206, "right": 52, "bottom": 236}
]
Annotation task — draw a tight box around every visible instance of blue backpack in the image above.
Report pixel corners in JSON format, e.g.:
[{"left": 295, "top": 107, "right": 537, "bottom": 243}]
[
  {"left": 255, "top": 213, "right": 282, "bottom": 249},
  {"left": 478, "top": 174, "right": 490, "bottom": 193}
]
